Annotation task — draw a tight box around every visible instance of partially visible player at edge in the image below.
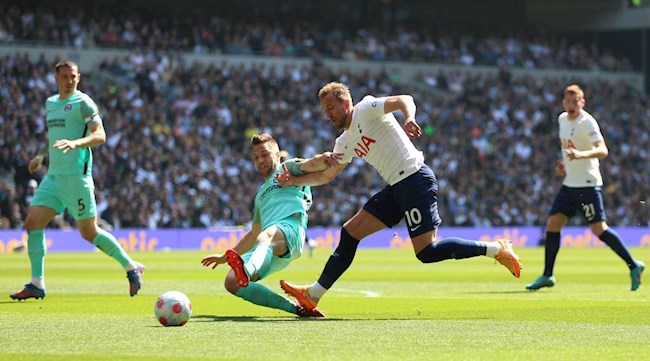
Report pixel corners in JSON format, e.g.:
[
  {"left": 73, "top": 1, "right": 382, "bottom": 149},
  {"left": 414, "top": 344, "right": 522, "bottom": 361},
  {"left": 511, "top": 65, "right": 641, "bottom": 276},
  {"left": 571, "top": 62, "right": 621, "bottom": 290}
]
[
  {"left": 276, "top": 82, "right": 522, "bottom": 313},
  {"left": 526, "top": 84, "right": 644, "bottom": 291},
  {"left": 10, "top": 60, "right": 144, "bottom": 301},
  {"left": 201, "top": 134, "right": 339, "bottom": 317}
]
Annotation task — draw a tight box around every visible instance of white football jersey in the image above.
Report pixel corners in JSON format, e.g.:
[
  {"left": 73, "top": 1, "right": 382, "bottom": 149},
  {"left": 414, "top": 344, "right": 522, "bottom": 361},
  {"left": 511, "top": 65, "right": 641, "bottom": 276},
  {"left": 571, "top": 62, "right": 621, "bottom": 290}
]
[
  {"left": 558, "top": 109, "right": 604, "bottom": 187},
  {"left": 333, "top": 95, "right": 424, "bottom": 185}
]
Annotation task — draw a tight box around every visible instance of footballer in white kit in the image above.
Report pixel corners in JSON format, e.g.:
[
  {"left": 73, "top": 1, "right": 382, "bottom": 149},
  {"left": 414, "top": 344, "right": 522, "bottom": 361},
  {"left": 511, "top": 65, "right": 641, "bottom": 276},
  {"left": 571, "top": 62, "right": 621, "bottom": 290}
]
[
  {"left": 278, "top": 82, "right": 522, "bottom": 314},
  {"left": 526, "top": 84, "right": 644, "bottom": 292},
  {"left": 333, "top": 94, "right": 441, "bottom": 237}
]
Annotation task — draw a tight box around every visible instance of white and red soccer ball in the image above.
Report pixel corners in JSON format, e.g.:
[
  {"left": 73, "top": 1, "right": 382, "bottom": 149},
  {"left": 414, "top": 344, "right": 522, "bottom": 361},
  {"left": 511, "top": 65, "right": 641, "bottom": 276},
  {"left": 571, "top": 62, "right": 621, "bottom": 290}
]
[{"left": 154, "top": 291, "right": 192, "bottom": 326}]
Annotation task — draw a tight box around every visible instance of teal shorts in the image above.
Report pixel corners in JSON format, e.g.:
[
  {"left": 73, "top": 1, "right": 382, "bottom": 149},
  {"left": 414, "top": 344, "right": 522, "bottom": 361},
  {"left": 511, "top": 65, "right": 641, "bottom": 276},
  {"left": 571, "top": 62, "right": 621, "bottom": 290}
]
[
  {"left": 242, "top": 216, "right": 305, "bottom": 280},
  {"left": 31, "top": 173, "right": 97, "bottom": 220}
]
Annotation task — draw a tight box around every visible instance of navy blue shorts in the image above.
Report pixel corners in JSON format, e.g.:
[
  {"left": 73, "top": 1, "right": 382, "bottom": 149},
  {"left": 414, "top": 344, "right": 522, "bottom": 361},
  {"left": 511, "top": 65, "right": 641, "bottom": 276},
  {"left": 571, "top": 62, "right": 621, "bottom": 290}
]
[
  {"left": 363, "top": 165, "right": 442, "bottom": 238},
  {"left": 549, "top": 185, "right": 607, "bottom": 224}
]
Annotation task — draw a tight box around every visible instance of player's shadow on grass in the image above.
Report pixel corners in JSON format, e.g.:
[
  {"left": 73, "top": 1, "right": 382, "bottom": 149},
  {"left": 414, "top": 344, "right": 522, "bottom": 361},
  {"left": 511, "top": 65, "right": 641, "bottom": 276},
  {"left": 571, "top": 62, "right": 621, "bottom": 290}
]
[
  {"left": 0, "top": 301, "right": 38, "bottom": 305},
  {"left": 462, "top": 290, "right": 531, "bottom": 295},
  {"left": 193, "top": 315, "right": 344, "bottom": 322},
  {"left": 192, "top": 315, "right": 446, "bottom": 322}
]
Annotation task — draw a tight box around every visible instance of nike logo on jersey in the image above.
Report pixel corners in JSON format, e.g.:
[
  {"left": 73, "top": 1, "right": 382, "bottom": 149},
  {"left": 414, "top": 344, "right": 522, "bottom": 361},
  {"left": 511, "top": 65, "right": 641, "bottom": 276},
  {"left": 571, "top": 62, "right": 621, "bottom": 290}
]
[{"left": 410, "top": 225, "right": 421, "bottom": 232}]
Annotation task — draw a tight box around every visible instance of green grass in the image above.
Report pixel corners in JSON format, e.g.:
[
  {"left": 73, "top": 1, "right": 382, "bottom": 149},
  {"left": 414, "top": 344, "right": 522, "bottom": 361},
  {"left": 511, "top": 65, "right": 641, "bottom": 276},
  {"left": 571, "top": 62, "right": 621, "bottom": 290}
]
[{"left": 1, "top": 247, "right": 649, "bottom": 361}]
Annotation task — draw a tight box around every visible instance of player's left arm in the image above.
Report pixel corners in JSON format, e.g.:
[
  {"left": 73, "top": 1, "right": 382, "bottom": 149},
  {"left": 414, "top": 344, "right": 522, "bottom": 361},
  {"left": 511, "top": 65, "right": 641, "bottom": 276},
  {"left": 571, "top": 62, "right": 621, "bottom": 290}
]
[
  {"left": 53, "top": 109, "right": 106, "bottom": 153},
  {"left": 53, "top": 122, "right": 106, "bottom": 153},
  {"left": 565, "top": 140, "right": 608, "bottom": 160},
  {"left": 298, "top": 152, "right": 342, "bottom": 173},
  {"left": 276, "top": 162, "right": 346, "bottom": 187},
  {"left": 54, "top": 97, "right": 106, "bottom": 153},
  {"left": 383, "top": 95, "right": 422, "bottom": 138}
]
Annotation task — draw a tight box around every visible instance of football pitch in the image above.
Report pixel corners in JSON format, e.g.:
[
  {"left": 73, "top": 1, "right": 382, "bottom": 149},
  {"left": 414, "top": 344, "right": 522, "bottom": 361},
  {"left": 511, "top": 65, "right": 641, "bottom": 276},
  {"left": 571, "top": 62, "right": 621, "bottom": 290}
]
[{"left": 1, "top": 247, "right": 649, "bottom": 361}]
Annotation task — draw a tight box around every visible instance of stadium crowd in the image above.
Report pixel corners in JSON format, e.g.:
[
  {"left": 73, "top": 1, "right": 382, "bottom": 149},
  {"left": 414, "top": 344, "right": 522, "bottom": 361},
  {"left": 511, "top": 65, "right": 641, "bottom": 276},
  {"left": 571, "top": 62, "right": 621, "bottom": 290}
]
[
  {"left": 1, "top": 1, "right": 648, "bottom": 229},
  {"left": 1, "top": 50, "right": 648, "bottom": 230},
  {"left": 0, "top": 1, "right": 637, "bottom": 72}
]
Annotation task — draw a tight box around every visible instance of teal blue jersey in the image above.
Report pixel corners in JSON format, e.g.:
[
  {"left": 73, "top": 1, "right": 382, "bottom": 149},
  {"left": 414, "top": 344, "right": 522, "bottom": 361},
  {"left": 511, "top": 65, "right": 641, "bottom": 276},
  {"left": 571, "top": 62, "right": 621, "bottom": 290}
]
[
  {"left": 45, "top": 90, "right": 102, "bottom": 175},
  {"left": 252, "top": 158, "right": 312, "bottom": 229}
]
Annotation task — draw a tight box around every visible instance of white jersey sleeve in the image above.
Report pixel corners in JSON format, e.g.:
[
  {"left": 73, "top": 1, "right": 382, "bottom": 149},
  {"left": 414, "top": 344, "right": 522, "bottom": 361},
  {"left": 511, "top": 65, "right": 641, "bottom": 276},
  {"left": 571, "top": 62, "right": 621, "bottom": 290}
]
[
  {"left": 332, "top": 95, "right": 424, "bottom": 185},
  {"left": 558, "top": 109, "right": 604, "bottom": 187}
]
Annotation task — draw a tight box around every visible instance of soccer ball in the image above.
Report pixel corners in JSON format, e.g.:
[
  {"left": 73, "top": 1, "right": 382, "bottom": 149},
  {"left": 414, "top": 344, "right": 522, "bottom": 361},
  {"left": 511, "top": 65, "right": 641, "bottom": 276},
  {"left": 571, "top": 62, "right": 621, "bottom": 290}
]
[{"left": 154, "top": 291, "right": 192, "bottom": 327}]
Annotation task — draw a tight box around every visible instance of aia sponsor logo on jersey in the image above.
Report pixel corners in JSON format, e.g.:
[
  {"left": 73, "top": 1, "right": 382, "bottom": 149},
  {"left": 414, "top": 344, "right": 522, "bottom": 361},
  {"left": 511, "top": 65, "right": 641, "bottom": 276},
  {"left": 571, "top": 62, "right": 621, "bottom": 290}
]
[{"left": 354, "top": 135, "right": 376, "bottom": 158}]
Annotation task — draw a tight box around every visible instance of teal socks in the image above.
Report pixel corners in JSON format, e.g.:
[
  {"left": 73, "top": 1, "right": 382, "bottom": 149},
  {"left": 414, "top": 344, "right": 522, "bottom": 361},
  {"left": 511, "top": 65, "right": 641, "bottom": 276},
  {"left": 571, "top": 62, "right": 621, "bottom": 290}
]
[
  {"left": 27, "top": 230, "right": 46, "bottom": 279},
  {"left": 92, "top": 229, "right": 133, "bottom": 269},
  {"left": 235, "top": 282, "right": 296, "bottom": 314}
]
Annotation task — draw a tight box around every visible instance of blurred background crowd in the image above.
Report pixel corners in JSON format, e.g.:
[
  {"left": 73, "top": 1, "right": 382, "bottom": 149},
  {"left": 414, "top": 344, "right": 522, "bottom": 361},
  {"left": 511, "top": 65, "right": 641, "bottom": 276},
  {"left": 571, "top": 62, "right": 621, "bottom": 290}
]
[
  {"left": 1, "top": 0, "right": 649, "bottom": 230},
  {"left": 0, "top": 1, "right": 639, "bottom": 71}
]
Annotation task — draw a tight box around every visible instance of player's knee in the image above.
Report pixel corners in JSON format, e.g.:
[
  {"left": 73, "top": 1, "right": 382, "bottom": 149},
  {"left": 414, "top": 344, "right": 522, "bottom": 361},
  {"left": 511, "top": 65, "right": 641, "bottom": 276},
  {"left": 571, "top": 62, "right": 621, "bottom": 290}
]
[
  {"left": 224, "top": 274, "right": 239, "bottom": 294},
  {"left": 416, "top": 243, "right": 446, "bottom": 263},
  {"left": 546, "top": 214, "right": 566, "bottom": 231},
  {"left": 590, "top": 222, "right": 607, "bottom": 237},
  {"left": 24, "top": 217, "right": 39, "bottom": 232},
  {"left": 24, "top": 214, "right": 46, "bottom": 232},
  {"left": 416, "top": 244, "right": 434, "bottom": 263},
  {"left": 79, "top": 228, "right": 97, "bottom": 242}
]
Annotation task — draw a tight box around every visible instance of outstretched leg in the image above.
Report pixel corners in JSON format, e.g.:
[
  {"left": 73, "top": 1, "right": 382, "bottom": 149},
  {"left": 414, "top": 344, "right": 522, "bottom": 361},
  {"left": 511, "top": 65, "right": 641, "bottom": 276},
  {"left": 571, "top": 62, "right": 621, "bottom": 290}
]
[
  {"left": 280, "top": 228, "right": 359, "bottom": 311},
  {"left": 414, "top": 236, "right": 522, "bottom": 278}
]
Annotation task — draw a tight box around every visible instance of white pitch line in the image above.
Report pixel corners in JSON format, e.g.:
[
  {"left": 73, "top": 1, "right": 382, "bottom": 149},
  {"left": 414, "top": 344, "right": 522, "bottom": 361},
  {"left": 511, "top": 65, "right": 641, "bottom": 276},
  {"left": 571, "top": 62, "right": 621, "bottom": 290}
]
[{"left": 333, "top": 288, "right": 382, "bottom": 298}]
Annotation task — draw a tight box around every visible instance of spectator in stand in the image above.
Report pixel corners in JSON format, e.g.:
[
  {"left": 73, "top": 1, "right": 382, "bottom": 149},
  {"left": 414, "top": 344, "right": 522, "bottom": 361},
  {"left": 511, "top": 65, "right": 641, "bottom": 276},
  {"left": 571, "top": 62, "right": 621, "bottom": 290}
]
[{"left": 0, "top": 53, "right": 648, "bottom": 230}]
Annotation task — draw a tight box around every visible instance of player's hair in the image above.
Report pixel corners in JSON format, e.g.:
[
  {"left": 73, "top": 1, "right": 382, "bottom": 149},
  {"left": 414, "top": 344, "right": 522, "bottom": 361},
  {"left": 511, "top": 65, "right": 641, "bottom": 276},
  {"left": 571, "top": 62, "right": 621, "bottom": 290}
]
[
  {"left": 564, "top": 84, "right": 584, "bottom": 100},
  {"left": 55, "top": 60, "right": 79, "bottom": 74},
  {"left": 319, "top": 82, "right": 352, "bottom": 103},
  {"left": 250, "top": 133, "right": 279, "bottom": 150}
]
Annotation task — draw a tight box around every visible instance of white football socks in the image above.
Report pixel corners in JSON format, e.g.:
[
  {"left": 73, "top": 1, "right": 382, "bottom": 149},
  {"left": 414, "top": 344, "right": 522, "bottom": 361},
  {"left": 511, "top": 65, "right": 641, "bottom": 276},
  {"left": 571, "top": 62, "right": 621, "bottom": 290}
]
[
  {"left": 480, "top": 241, "right": 502, "bottom": 258},
  {"left": 307, "top": 282, "right": 328, "bottom": 301},
  {"left": 31, "top": 277, "right": 45, "bottom": 290}
]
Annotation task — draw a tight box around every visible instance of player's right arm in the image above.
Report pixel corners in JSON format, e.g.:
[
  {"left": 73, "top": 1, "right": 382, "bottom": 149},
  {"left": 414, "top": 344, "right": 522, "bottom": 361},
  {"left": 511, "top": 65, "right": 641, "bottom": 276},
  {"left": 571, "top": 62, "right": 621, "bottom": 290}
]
[
  {"left": 555, "top": 160, "right": 566, "bottom": 177},
  {"left": 232, "top": 223, "right": 262, "bottom": 255},
  {"left": 28, "top": 147, "right": 48, "bottom": 174}
]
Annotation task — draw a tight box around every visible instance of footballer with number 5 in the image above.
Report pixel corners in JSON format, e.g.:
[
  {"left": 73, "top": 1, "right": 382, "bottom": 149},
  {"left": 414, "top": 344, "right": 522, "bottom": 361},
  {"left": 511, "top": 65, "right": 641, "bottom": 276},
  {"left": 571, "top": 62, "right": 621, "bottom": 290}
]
[
  {"left": 526, "top": 84, "right": 644, "bottom": 291},
  {"left": 10, "top": 60, "right": 144, "bottom": 301},
  {"left": 276, "top": 82, "right": 522, "bottom": 314}
]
